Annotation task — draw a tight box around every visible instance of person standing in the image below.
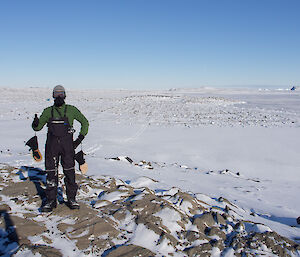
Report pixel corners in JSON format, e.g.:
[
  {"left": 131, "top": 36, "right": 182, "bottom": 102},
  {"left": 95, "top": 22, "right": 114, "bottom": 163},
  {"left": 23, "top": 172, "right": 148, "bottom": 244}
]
[{"left": 32, "top": 85, "right": 89, "bottom": 212}]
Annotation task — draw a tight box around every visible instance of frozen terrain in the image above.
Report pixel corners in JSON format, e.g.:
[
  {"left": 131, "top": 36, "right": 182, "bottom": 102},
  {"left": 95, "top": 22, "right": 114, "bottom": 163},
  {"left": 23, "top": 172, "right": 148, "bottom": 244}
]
[{"left": 0, "top": 87, "right": 300, "bottom": 256}]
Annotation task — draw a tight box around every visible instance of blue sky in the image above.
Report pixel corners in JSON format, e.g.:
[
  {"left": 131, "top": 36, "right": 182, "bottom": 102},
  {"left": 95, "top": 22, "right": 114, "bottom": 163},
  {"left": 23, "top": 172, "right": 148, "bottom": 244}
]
[{"left": 0, "top": 0, "right": 299, "bottom": 89}]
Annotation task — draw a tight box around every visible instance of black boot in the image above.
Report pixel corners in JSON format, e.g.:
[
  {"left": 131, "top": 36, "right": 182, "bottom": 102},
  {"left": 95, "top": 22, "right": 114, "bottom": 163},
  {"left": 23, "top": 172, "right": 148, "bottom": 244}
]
[
  {"left": 41, "top": 200, "right": 57, "bottom": 212},
  {"left": 67, "top": 199, "right": 80, "bottom": 210}
]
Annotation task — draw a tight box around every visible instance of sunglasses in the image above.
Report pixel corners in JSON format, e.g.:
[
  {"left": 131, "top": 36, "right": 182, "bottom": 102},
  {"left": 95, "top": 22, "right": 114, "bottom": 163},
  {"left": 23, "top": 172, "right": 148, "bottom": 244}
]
[{"left": 53, "top": 91, "right": 66, "bottom": 98}]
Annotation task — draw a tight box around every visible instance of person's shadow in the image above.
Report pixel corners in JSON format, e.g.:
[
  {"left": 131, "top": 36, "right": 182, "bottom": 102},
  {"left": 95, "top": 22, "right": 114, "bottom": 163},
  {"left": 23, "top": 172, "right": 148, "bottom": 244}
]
[{"left": 0, "top": 210, "right": 19, "bottom": 255}]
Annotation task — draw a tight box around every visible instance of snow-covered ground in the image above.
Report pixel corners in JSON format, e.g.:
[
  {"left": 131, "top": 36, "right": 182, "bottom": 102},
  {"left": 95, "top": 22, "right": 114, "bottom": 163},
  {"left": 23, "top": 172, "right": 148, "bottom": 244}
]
[{"left": 1, "top": 87, "right": 300, "bottom": 255}]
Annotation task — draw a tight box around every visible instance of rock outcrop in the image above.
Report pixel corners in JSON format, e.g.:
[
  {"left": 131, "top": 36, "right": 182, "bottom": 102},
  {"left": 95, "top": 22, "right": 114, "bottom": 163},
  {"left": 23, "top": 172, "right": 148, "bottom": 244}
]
[{"left": 0, "top": 164, "right": 299, "bottom": 256}]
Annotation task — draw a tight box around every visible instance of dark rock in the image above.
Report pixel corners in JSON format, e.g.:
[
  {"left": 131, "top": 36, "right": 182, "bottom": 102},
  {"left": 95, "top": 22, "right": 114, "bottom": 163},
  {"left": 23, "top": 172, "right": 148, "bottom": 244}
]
[{"left": 106, "top": 244, "right": 155, "bottom": 257}]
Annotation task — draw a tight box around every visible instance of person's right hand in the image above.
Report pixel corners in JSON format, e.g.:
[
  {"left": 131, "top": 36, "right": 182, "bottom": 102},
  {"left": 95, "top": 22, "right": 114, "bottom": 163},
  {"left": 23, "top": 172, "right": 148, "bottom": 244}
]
[{"left": 32, "top": 114, "right": 39, "bottom": 128}]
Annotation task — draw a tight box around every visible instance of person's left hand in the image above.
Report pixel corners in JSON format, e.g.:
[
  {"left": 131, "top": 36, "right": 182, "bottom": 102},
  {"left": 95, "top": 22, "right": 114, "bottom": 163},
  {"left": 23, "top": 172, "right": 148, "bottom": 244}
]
[{"left": 74, "top": 134, "right": 85, "bottom": 149}]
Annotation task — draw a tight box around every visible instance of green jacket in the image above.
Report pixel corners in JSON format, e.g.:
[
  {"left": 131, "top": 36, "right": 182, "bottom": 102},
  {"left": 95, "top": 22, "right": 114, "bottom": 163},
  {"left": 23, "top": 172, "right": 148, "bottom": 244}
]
[{"left": 33, "top": 104, "right": 89, "bottom": 136}]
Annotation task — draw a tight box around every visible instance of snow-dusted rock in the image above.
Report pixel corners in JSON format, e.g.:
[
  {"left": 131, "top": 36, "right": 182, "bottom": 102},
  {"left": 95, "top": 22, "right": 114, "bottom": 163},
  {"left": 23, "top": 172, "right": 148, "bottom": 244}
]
[{"left": 1, "top": 165, "right": 299, "bottom": 256}]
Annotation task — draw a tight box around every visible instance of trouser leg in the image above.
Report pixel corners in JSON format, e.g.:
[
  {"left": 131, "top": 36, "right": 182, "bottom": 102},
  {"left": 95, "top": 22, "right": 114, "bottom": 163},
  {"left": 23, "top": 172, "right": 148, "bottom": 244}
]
[
  {"left": 45, "top": 170, "right": 58, "bottom": 202},
  {"left": 64, "top": 169, "right": 77, "bottom": 201},
  {"left": 61, "top": 135, "right": 77, "bottom": 201},
  {"left": 45, "top": 136, "right": 59, "bottom": 202}
]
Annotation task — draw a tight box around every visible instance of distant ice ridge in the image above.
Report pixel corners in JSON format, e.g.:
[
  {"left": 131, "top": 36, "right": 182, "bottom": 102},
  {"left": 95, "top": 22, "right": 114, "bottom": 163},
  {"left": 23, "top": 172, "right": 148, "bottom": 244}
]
[
  {"left": 86, "top": 93, "right": 298, "bottom": 128},
  {"left": 0, "top": 87, "right": 299, "bottom": 127}
]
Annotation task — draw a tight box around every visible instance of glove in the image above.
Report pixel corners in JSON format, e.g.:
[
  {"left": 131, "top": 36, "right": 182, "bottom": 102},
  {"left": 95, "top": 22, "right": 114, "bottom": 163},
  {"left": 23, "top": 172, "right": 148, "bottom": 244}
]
[
  {"left": 32, "top": 114, "right": 39, "bottom": 128},
  {"left": 32, "top": 149, "right": 43, "bottom": 162},
  {"left": 73, "top": 134, "right": 85, "bottom": 149},
  {"left": 25, "top": 136, "right": 43, "bottom": 162}
]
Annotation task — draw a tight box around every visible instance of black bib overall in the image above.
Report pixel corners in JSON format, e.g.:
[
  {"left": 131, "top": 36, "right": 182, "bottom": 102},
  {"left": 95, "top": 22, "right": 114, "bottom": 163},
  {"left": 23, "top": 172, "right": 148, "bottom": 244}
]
[{"left": 45, "top": 106, "right": 78, "bottom": 202}]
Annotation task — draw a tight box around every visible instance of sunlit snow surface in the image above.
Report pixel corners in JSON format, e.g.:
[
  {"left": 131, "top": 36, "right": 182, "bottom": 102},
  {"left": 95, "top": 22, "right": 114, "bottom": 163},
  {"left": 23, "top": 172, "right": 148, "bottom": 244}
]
[{"left": 1, "top": 87, "right": 300, "bottom": 253}]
